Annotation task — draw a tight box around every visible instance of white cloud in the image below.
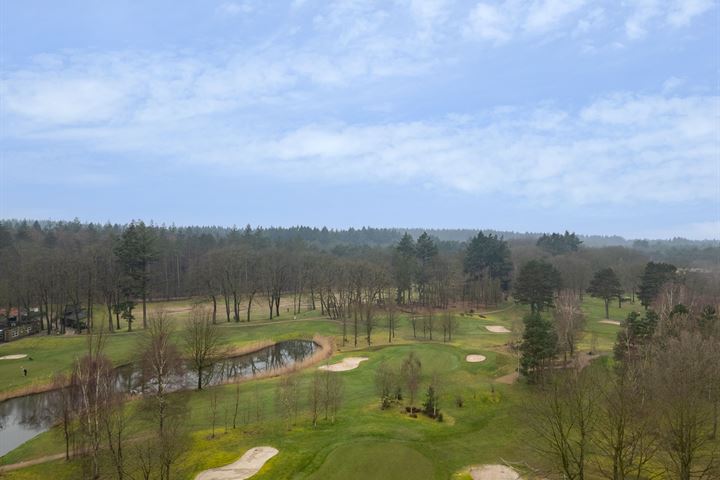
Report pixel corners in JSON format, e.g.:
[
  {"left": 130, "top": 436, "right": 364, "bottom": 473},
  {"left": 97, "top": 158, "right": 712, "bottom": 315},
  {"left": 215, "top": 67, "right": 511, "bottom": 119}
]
[
  {"left": 409, "top": 0, "right": 450, "bottom": 37},
  {"left": 662, "top": 76, "right": 685, "bottom": 93},
  {"left": 461, "top": 0, "right": 715, "bottom": 43},
  {"left": 666, "top": 0, "right": 715, "bottom": 27},
  {"left": 625, "top": 0, "right": 715, "bottom": 39},
  {"left": 218, "top": 1, "right": 254, "bottom": 16},
  {"left": 1, "top": 1, "right": 717, "bottom": 212},
  {"left": 524, "top": 0, "right": 586, "bottom": 33},
  {"left": 4, "top": 63, "right": 715, "bottom": 208},
  {"left": 465, "top": 2, "right": 514, "bottom": 43}
]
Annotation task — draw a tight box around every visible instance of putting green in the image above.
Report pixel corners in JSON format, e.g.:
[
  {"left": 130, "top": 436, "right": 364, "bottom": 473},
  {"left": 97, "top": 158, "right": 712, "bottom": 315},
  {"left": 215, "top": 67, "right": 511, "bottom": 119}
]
[{"left": 307, "top": 441, "right": 435, "bottom": 480}]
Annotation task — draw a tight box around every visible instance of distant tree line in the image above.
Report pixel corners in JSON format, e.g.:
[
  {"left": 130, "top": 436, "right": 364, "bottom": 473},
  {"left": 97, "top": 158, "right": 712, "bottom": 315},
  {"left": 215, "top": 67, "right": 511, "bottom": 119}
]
[{"left": 0, "top": 220, "right": 717, "bottom": 345}]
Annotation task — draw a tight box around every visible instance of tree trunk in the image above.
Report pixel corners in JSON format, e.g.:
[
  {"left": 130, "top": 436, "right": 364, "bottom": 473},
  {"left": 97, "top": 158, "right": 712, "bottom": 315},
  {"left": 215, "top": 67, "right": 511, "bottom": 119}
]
[
  {"left": 142, "top": 292, "right": 147, "bottom": 329},
  {"left": 605, "top": 299, "right": 610, "bottom": 319},
  {"left": 211, "top": 295, "right": 217, "bottom": 324}
]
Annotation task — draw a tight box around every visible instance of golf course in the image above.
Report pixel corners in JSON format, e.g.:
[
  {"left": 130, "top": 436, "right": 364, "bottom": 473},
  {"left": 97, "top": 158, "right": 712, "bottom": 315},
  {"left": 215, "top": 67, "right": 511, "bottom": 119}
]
[{"left": 1, "top": 295, "right": 630, "bottom": 479}]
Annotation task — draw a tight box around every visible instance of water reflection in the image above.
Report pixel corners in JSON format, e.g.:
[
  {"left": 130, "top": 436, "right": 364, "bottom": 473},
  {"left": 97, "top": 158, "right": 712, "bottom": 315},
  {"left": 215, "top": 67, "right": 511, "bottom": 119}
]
[{"left": 0, "top": 339, "right": 317, "bottom": 457}]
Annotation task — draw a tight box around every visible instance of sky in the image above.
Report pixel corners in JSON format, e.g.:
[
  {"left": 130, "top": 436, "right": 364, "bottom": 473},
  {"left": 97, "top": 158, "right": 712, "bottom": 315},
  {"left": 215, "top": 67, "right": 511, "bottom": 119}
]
[{"left": 0, "top": 0, "right": 718, "bottom": 239}]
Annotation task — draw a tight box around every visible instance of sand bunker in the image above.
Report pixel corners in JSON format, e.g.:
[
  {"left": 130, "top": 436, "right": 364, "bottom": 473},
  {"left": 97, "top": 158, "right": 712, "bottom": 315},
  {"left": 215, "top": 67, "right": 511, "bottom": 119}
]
[
  {"left": 485, "top": 325, "right": 511, "bottom": 333},
  {"left": 599, "top": 320, "right": 621, "bottom": 326},
  {"left": 318, "top": 357, "right": 368, "bottom": 372},
  {"left": 466, "top": 354, "right": 487, "bottom": 363},
  {"left": 0, "top": 354, "right": 27, "bottom": 360},
  {"left": 195, "top": 446, "right": 278, "bottom": 480},
  {"left": 469, "top": 464, "right": 522, "bottom": 480}
]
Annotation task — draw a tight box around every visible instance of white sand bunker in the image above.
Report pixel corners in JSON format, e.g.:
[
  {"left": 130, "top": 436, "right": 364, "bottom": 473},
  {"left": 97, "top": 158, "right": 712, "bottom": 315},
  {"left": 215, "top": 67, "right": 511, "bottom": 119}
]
[
  {"left": 485, "top": 325, "right": 511, "bottom": 333},
  {"left": 599, "top": 320, "right": 621, "bottom": 326},
  {"left": 466, "top": 354, "right": 487, "bottom": 363},
  {"left": 195, "top": 446, "right": 278, "bottom": 480},
  {"left": 318, "top": 357, "right": 368, "bottom": 372},
  {"left": 0, "top": 354, "right": 27, "bottom": 360},
  {"left": 469, "top": 464, "right": 522, "bottom": 480}
]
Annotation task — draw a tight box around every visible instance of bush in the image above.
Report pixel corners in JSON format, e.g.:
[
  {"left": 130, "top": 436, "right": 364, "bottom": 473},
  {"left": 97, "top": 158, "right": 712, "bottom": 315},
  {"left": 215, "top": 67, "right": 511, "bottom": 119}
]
[{"left": 437, "top": 413, "right": 444, "bottom": 422}]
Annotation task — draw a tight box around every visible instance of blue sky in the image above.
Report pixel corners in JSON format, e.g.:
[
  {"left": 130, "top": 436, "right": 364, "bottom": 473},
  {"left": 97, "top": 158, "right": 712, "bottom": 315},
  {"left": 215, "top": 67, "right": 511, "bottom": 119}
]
[{"left": 1, "top": 0, "right": 718, "bottom": 239}]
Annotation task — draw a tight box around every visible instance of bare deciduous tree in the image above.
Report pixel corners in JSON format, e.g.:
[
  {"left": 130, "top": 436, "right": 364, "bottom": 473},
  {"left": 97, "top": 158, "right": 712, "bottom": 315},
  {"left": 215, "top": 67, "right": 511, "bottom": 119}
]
[
  {"left": 554, "top": 290, "right": 586, "bottom": 364},
  {"left": 594, "top": 366, "right": 658, "bottom": 480},
  {"left": 183, "top": 306, "right": 222, "bottom": 390},
  {"left": 529, "top": 369, "right": 598, "bottom": 480},
  {"left": 276, "top": 374, "right": 299, "bottom": 430},
  {"left": 647, "top": 332, "right": 718, "bottom": 479},
  {"left": 50, "top": 372, "right": 76, "bottom": 461},
  {"left": 308, "top": 370, "right": 322, "bottom": 427},
  {"left": 73, "top": 329, "right": 115, "bottom": 479},
  {"left": 400, "top": 351, "right": 422, "bottom": 407}
]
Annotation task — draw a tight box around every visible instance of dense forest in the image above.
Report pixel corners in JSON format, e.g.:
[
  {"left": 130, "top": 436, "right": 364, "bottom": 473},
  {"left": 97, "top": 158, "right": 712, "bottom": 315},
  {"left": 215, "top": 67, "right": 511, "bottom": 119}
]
[{"left": 1, "top": 219, "right": 717, "bottom": 337}]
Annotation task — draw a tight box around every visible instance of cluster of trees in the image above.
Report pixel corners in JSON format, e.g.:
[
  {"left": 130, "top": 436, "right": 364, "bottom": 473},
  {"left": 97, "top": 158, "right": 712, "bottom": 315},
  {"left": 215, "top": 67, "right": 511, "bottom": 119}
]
[
  {"left": 519, "top": 270, "right": 719, "bottom": 479},
  {"left": 373, "top": 352, "right": 443, "bottom": 420},
  {"left": 50, "top": 306, "right": 223, "bottom": 479}
]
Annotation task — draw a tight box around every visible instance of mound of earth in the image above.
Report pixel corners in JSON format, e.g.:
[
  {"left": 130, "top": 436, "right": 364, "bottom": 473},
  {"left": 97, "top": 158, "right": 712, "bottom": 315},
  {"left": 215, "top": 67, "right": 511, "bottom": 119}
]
[
  {"left": 0, "top": 354, "right": 27, "bottom": 360},
  {"left": 469, "top": 464, "right": 522, "bottom": 480},
  {"left": 599, "top": 320, "right": 621, "bottom": 326},
  {"left": 485, "top": 325, "right": 511, "bottom": 333},
  {"left": 466, "top": 354, "right": 486, "bottom": 363},
  {"left": 318, "top": 357, "right": 368, "bottom": 372},
  {"left": 195, "top": 446, "right": 278, "bottom": 480}
]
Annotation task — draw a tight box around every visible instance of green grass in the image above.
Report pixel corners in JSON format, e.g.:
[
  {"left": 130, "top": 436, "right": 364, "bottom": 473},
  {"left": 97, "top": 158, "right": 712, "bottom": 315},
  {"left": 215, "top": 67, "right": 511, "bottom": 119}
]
[
  {"left": 1, "top": 296, "right": 633, "bottom": 479},
  {"left": 306, "top": 441, "right": 436, "bottom": 480}
]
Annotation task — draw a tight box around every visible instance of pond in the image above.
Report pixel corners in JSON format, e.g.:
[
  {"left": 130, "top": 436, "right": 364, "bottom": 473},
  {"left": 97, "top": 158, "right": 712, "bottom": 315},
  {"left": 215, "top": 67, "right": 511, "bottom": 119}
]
[{"left": 0, "top": 339, "right": 318, "bottom": 457}]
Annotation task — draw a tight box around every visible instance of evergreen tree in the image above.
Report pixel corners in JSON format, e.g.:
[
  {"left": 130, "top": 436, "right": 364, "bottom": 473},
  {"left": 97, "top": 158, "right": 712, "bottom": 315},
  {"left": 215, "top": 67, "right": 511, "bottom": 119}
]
[
  {"left": 587, "top": 267, "right": 623, "bottom": 319},
  {"left": 536, "top": 231, "right": 582, "bottom": 255},
  {"left": 422, "top": 384, "right": 440, "bottom": 418},
  {"left": 637, "top": 262, "right": 676, "bottom": 308},
  {"left": 520, "top": 312, "right": 558, "bottom": 383},
  {"left": 415, "top": 232, "right": 438, "bottom": 305},
  {"left": 463, "top": 232, "right": 512, "bottom": 291},
  {"left": 393, "top": 233, "right": 416, "bottom": 304},
  {"left": 115, "top": 221, "right": 158, "bottom": 329},
  {"left": 514, "top": 260, "right": 562, "bottom": 313},
  {"left": 614, "top": 310, "right": 658, "bottom": 361}
]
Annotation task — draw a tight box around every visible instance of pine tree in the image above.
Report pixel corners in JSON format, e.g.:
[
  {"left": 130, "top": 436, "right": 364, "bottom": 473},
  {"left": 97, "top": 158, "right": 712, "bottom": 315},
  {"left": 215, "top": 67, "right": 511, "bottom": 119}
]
[
  {"left": 587, "top": 268, "right": 623, "bottom": 318},
  {"left": 520, "top": 312, "right": 558, "bottom": 383},
  {"left": 514, "top": 260, "right": 562, "bottom": 313},
  {"left": 637, "top": 262, "right": 676, "bottom": 308},
  {"left": 115, "top": 221, "right": 158, "bottom": 329},
  {"left": 393, "top": 233, "right": 416, "bottom": 304}
]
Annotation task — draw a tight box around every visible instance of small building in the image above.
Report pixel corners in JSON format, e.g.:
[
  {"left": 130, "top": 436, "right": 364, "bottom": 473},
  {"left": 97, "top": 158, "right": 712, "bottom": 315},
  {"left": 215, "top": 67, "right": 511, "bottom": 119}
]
[
  {"left": 0, "top": 309, "right": 41, "bottom": 342},
  {"left": 62, "top": 305, "right": 88, "bottom": 331}
]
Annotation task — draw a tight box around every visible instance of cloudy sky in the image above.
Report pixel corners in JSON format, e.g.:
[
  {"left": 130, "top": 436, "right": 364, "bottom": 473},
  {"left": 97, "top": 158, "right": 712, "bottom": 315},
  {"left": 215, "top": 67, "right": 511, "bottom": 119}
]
[{"left": 1, "top": 0, "right": 718, "bottom": 239}]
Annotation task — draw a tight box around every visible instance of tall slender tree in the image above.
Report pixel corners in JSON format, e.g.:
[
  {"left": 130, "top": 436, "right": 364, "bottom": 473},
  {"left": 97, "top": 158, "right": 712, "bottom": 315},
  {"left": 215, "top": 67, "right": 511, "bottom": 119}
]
[
  {"left": 114, "top": 221, "right": 158, "bottom": 329},
  {"left": 587, "top": 268, "right": 623, "bottom": 319}
]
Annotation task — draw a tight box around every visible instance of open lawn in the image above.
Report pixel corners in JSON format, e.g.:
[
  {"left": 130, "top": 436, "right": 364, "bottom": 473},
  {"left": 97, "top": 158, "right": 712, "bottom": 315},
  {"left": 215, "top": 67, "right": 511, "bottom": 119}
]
[{"left": 0, "top": 296, "right": 657, "bottom": 479}]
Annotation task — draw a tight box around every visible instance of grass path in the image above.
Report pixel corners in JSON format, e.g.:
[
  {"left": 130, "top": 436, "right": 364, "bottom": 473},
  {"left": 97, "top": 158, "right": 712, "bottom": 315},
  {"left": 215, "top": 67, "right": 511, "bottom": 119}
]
[{"left": 0, "top": 453, "right": 65, "bottom": 473}]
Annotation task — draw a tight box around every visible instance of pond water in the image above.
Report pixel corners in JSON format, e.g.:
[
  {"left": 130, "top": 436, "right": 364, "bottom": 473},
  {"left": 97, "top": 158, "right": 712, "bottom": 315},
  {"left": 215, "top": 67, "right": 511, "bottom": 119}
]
[{"left": 0, "top": 339, "right": 318, "bottom": 457}]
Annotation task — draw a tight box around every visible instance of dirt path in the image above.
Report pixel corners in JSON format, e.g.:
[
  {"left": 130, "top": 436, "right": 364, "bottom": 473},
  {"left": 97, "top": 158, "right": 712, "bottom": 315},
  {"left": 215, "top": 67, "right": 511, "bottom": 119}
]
[
  {"left": 0, "top": 453, "right": 65, "bottom": 472},
  {"left": 216, "top": 316, "right": 340, "bottom": 329}
]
